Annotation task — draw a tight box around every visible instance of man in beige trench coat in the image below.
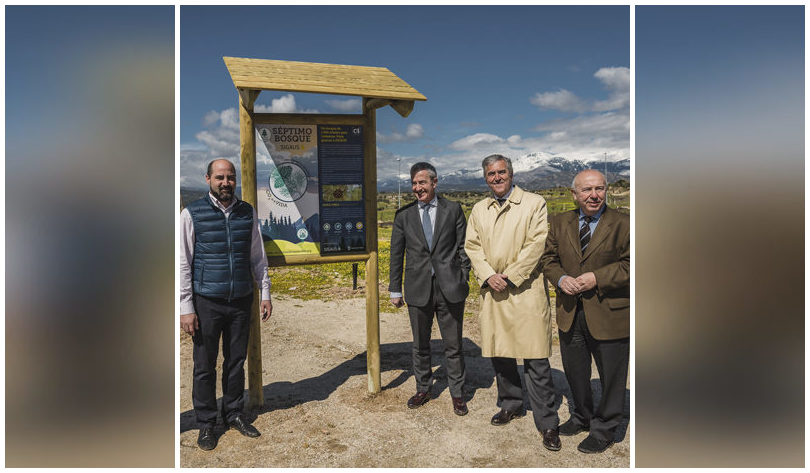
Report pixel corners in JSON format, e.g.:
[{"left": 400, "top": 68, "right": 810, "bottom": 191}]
[{"left": 465, "top": 154, "right": 560, "bottom": 452}]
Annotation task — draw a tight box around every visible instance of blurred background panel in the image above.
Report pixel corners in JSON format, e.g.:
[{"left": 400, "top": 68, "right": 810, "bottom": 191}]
[
  {"left": 635, "top": 6, "right": 804, "bottom": 467},
  {"left": 5, "top": 6, "right": 174, "bottom": 467}
]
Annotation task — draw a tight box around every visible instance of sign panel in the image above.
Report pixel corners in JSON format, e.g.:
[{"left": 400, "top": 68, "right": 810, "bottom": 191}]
[
  {"left": 256, "top": 123, "right": 365, "bottom": 258},
  {"left": 317, "top": 125, "right": 366, "bottom": 254},
  {"left": 256, "top": 125, "right": 320, "bottom": 257}
]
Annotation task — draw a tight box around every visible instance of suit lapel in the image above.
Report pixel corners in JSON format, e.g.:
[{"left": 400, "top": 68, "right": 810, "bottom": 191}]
[
  {"left": 582, "top": 206, "right": 614, "bottom": 261},
  {"left": 410, "top": 201, "right": 431, "bottom": 250},
  {"left": 566, "top": 210, "right": 581, "bottom": 256},
  {"left": 430, "top": 197, "right": 447, "bottom": 252}
]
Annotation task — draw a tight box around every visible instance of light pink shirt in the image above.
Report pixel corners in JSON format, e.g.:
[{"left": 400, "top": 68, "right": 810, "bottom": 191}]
[{"left": 180, "top": 192, "right": 271, "bottom": 316}]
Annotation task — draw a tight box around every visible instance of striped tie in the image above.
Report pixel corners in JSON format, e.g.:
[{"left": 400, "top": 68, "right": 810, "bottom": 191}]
[{"left": 579, "top": 215, "right": 594, "bottom": 253}]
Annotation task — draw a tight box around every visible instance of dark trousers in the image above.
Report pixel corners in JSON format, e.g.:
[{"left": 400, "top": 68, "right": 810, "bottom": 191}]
[
  {"left": 559, "top": 303, "right": 629, "bottom": 442},
  {"left": 407, "top": 276, "right": 466, "bottom": 398},
  {"left": 492, "top": 357, "right": 559, "bottom": 432},
  {"left": 192, "top": 293, "right": 253, "bottom": 427}
]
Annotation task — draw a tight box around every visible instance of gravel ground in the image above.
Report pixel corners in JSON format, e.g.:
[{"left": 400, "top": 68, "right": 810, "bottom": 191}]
[{"left": 179, "top": 295, "right": 630, "bottom": 467}]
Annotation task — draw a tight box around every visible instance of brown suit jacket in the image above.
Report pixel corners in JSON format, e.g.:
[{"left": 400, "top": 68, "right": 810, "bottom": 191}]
[{"left": 541, "top": 206, "right": 629, "bottom": 340}]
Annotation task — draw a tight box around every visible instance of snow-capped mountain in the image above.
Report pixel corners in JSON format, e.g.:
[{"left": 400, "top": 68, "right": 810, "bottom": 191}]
[{"left": 378, "top": 153, "right": 630, "bottom": 192}]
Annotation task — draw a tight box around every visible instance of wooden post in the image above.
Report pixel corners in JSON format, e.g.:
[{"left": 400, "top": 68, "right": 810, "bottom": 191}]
[
  {"left": 238, "top": 88, "right": 264, "bottom": 409},
  {"left": 363, "top": 97, "right": 381, "bottom": 394}
]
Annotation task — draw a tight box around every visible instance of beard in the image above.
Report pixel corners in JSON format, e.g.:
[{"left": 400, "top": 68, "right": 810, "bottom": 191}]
[{"left": 212, "top": 186, "right": 233, "bottom": 202}]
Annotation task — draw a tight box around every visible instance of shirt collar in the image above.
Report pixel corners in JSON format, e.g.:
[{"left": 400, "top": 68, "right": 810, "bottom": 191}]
[
  {"left": 420, "top": 195, "right": 438, "bottom": 209},
  {"left": 209, "top": 192, "right": 238, "bottom": 212},
  {"left": 579, "top": 204, "right": 606, "bottom": 221},
  {"left": 492, "top": 185, "right": 514, "bottom": 202}
]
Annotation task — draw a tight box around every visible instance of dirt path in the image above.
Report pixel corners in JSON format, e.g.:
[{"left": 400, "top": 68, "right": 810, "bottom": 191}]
[{"left": 179, "top": 295, "right": 630, "bottom": 467}]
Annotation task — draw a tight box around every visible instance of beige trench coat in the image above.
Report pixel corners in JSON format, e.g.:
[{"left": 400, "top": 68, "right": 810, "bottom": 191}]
[{"left": 464, "top": 186, "right": 552, "bottom": 359}]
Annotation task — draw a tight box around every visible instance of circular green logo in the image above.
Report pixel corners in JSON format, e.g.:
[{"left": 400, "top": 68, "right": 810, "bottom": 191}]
[{"left": 268, "top": 162, "right": 308, "bottom": 202}]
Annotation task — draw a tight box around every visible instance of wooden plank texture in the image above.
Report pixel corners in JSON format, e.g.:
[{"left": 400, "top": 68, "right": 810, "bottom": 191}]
[
  {"left": 362, "top": 97, "right": 381, "bottom": 394},
  {"left": 224, "top": 56, "right": 426, "bottom": 101}
]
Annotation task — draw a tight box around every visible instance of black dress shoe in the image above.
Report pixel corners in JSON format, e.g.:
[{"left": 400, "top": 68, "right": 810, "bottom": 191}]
[
  {"left": 577, "top": 435, "right": 613, "bottom": 454},
  {"left": 490, "top": 409, "right": 524, "bottom": 426},
  {"left": 228, "top": 415, "right": 261, "bottom": 438},
  {"left": 541, "top": 429, "right": 561, "bottom": 451},
  {"left": 407, "top": 391, "right": 430, "bottom": 409},
  {"left": 452, "top": 397, "right": 468, "bottom": 416},
  {"left": 197, "top": 426, "right": 217, "bottom": 451},
  {"left": 559, "top": 419, "right": 590, "bottom": 436}
]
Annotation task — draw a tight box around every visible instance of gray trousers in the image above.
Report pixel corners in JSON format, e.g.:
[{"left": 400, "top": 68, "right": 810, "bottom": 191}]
[
  {"left": 407, "top": 276, "right": 466, "bottom": 398},
  {"left": 492, "top": 357, "right": 559, "bottom": 432}
]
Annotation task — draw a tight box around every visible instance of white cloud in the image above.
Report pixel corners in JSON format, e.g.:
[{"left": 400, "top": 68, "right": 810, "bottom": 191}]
[
  {"left": 530, "top": 89, "right": 587, "bottom": 113},
  {"left": 406, "top": 123, "right": 424, "bottom": 139},
  {"left": 449, "top": 133, "right": 505, "bottom": 150},
  {"left": 531, "top": 66, "right": 630, "bottom": 114},
  {"left": 377, "top": 123, "right": 425, "bottom": 143},
  {"left": 507, "top": 135, "right": 522, "bottom": 145},
  {"left": 594, "top": 66, "right": 630, "bottom": 91},
  {"left": 325, "top": 98, "right": 361, "bottom": 113},
  {"left": 593, "top": 67, "right": 630, "bottom": 111},
  {"left": 532, "top": 111, "right": 630, "bottom": 154},
  {"left": 202, "top": 110, "right": 220, "bottom": 127},
  {"left": 255, "top": 94, "right": 319, "bottom": 114}
]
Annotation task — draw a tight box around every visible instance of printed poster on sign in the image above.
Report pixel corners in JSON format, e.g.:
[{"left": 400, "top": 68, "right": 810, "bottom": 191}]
[
  {"left": 256, "top": 125, "right": 320, "bottom": 257},
  {"left": 317, "top": 125, "right": 366, "bottom": 254}
]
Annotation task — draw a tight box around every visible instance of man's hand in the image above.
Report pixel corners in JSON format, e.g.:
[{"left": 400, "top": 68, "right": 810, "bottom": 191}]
[
  {"left": 486, "top": 273, "right": 510, "bottom": 292},
  {"left": 390, "top": 297, "right": 405, "bottom": 308},
  {"left": 180, "top": 313, "right": 199, "bottom": 336},
  {"left": 574, "top": 272, "right": 597, "bottom": 292},
  {"left": 559, "top": 275, "right": 583, "bottom": 296},
  {"left": 260, "top": 300, "right": 273, "bottom": 321}
]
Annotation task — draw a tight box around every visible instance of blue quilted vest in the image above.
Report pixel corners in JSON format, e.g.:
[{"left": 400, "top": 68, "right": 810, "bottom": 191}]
[{"left": 187, "top": 195, "right": 255, "bottom": 300}]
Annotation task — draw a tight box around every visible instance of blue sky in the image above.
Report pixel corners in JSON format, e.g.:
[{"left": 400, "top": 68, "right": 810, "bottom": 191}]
[
  {"left": 636, "top": 6, "right": 804, "bottom": 166},
  {"left": 7, "top": 6, "right": 173, "bottom": 156},
  {"left": 181, "top": 5, "right": 630, "bottom": 188}
]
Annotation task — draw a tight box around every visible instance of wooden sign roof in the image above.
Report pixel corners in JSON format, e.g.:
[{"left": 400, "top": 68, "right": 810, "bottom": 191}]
[{"left": 223, "top": 56, "right": 426, "bottom": 102}]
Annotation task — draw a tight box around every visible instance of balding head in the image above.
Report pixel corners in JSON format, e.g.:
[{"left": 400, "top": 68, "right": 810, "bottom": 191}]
[
  {"left": 571, "top": 169, "right": 606, "bottom": 190},
  {"left": 205, "top": 159, "right": 237, "bottom": 205},
  {"left": 207, "top": 159, "right": 236, "bottom": 177},
  {"left": 570, "top": 169, "right": 607, "bottom": 216}
]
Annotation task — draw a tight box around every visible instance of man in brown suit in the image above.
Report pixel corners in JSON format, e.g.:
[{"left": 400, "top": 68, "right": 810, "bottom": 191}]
[{"left": 540, "top": 169, "right": 629, "bottom": 454}]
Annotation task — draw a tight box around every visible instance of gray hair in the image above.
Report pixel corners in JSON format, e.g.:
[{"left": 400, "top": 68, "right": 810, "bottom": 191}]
[
  {"left": 410, "top": 162, "right": 437, "bottom": 180},
  {"left": 481, "top": 154, "right": 513, "bottom": 176}
]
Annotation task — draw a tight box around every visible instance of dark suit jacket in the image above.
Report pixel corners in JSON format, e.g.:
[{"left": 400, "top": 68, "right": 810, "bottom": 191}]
[
  {"left": 389, "top": 195, "right": 471, "bottom": 307},
  {"left": 540, "top": 206, "right": 629, "bottom": 340}
]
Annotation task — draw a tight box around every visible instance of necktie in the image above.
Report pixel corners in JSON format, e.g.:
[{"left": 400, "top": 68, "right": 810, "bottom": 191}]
[
  {"left": 497, "top": 198, "right": 506, "bottom": 206},
  {"left": 421, "top": 203, "right": 433, "bottom": 250},
  {"left": 579, "top": 215, "right": 594, "bottom": 253}
]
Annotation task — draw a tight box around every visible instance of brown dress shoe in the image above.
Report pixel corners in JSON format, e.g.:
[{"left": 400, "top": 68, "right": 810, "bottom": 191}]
[
  {"left": 490, "top": 409, "right": 524, "bottom": 426},
  {"left": 542, "top": 429, "right": 561, "bottom": 451},
  {"left": 452, "top": 397, "right": 468, "bottom": 416},
  {"left": 407, "top": 391, "right": 430, "bottom": 409}
]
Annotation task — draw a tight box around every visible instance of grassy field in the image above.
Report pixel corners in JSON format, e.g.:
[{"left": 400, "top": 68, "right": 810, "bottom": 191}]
[{"left": 269, "top": 185, "right": 630, "bottom": 315}]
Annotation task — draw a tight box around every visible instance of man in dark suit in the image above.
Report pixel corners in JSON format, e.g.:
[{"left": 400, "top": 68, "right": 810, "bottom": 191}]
[
  {"left": 389, "top": 162, "right": 471, "bottom": 416},
  {"left": 540, "top": 169, "right": 630, "bottom": 454}
]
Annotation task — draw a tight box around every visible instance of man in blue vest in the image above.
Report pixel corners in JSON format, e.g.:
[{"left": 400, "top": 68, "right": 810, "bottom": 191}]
[{"left": 180, "top": 159, "right": 272, "bottom": 451}]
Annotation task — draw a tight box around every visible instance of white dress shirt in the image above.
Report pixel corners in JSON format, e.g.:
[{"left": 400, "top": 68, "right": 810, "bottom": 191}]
[{"left": 180, "top": 192, "right": 272, "bottom": 316}]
